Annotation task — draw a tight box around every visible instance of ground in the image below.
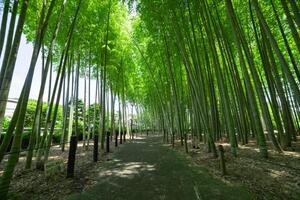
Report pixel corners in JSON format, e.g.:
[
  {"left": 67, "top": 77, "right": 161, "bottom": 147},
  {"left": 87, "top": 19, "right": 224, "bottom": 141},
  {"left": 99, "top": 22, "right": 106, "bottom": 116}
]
[
  {"left": 67, "top": 136, "right": 252, "bottom": 200},
  {"left": 2, "top": 134, "right": 300, "bottom": 200},
  {"left": 181, "top": 137, "right": 300, "bottom": 200}
]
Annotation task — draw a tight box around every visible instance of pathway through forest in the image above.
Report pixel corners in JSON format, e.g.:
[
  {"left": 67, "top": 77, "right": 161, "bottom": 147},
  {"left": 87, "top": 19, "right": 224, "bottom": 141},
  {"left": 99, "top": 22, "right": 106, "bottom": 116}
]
[{"left": 68, "top": 136, "right": 253, "bottom": 200}]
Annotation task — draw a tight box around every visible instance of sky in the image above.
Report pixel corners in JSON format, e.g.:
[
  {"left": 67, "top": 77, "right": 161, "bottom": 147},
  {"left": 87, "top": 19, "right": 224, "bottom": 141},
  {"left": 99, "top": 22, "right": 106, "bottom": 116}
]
[
  {"left": 0, "top": 2, "right": 98, "bottom": 103},
  {"left": 2, "top": 33, "right": 100, "bottom": 116},
  {"left": 4, "top": 36, "right": 136, "bottom": 116},
  {"left": 7, "top": 34, "right": 98, "bottom": 102},
  {"left": 0, "top": 15, "right": 99, "bottom": 116},
  {"left": 0, "top": 3, "right": 43, "bottom": 101},
  {"left": 0, "top": 2, "right": 137, "bottom": 117}
]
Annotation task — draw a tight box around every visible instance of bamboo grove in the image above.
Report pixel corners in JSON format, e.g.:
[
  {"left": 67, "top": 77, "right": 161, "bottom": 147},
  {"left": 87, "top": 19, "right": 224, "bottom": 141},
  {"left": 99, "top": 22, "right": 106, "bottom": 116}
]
[
  {"left": 0, "top": 0, "right": 299, "bottom": 199},
  {"left": 127, "top": 0, "right": 300, "bottom": 159},
  {"left": 0, "top": 0, "right": 139, "bottom": 198},
  {"left": 131, "top": 0, "right": 300, "bottom": 158}
]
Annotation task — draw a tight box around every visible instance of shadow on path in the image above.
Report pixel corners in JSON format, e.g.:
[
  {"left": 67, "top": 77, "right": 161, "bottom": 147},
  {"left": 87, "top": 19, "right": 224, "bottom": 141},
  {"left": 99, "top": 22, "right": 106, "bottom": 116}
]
[{"left": 68, "top": 136, "right": 253, "bottom": 200}]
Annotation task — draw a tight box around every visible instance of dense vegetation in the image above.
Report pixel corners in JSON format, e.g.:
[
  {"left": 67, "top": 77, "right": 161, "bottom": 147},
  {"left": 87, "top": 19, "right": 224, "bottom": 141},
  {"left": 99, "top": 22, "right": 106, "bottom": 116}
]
[{"left": 0, "top": 0, "right": 299, "bottom": 199}]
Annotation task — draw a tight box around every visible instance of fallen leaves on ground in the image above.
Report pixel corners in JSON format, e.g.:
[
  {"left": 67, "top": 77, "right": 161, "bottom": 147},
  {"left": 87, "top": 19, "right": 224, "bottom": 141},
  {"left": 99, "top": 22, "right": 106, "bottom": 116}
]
[{"left": 174, "top": 137, "right": 300, "bottom": 200}]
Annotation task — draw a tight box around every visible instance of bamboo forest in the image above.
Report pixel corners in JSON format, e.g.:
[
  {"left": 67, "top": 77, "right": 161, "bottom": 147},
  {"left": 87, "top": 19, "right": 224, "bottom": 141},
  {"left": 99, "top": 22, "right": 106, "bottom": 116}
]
[{"left": 0, "top": 0, "right": 300, "bottom": 199}]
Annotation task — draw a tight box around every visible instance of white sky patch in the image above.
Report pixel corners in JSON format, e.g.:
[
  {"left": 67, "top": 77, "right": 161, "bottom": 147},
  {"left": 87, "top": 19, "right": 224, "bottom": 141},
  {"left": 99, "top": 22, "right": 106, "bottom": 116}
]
[{"left": 0, "top": 2, "right": 138, "bottom": 117}]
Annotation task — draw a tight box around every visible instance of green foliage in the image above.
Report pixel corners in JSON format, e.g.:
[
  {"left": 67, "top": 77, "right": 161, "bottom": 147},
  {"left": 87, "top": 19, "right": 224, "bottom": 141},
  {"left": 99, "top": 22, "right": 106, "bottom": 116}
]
[
  {"left": 24, "top": 100, "right": 63, "bottom": 128},
  {"left": 2, "top": 117, "right": 10, "bottom": 129},
  {"left": 87, "top": 103, "right": 101, "bottom": 132},
  {"left": 1, "top": 0, "right": 300, "bottom": 198}
]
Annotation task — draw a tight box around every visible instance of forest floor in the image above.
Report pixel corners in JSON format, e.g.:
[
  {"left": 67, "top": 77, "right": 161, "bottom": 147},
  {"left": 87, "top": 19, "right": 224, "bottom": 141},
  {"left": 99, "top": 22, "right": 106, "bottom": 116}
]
[
  {"left": 175, "top": 136, "right": 300, "bottom": 200},
  {"left": 2, "top": 134, "right": 300, "bottom": 200},
  {"left": 1, "top": 138, "right": 122, "bottom": 200},
  {"left": 67, "top": 135, "right": 252, "bottom": 200}
]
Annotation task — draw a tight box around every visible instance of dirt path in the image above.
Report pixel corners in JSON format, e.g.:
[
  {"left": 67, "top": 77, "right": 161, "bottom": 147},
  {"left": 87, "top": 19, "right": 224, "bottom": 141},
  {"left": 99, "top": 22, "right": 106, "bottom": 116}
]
[{"left": 68, "top": 136, "right": 253, "bottom": 200}]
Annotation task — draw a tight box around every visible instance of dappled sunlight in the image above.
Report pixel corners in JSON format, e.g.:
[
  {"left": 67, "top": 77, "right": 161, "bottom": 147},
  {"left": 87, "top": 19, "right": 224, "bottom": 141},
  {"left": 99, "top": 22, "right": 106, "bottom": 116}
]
[
  {"left": 131, "top": 141, "right": 146, "bottom": 144},
  {"left": 130, "top": 136, "right": 146, "bottom": 140},
  {"left": 237, "top": 145, "right": 261, "bottom": 153},
  {"left": 98, "top": 161, "right": 156, "bottom": 178},
  {"left": 268, "top": 169, "right": 288, "bottom": 178},
  {"left": 1, "top": 0, "right": 300, "bottom": 198},
  {"left": 17, "top": 156, "right": 28, "bottom": 162},
  {"left": 283, "top": 151, "right": 300, "bottom": 158},
  {"left": 48, "top": 155, "right": 61, "bottom": 160},
  {"left": 76, "top": 152, "right": 87, "bottom": 156},
  {"left": 112, "top": 159, "right": 122, "bottom": 162},
  {"left": 237, "top": 143, "right": 300, "bottom": 157}
]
